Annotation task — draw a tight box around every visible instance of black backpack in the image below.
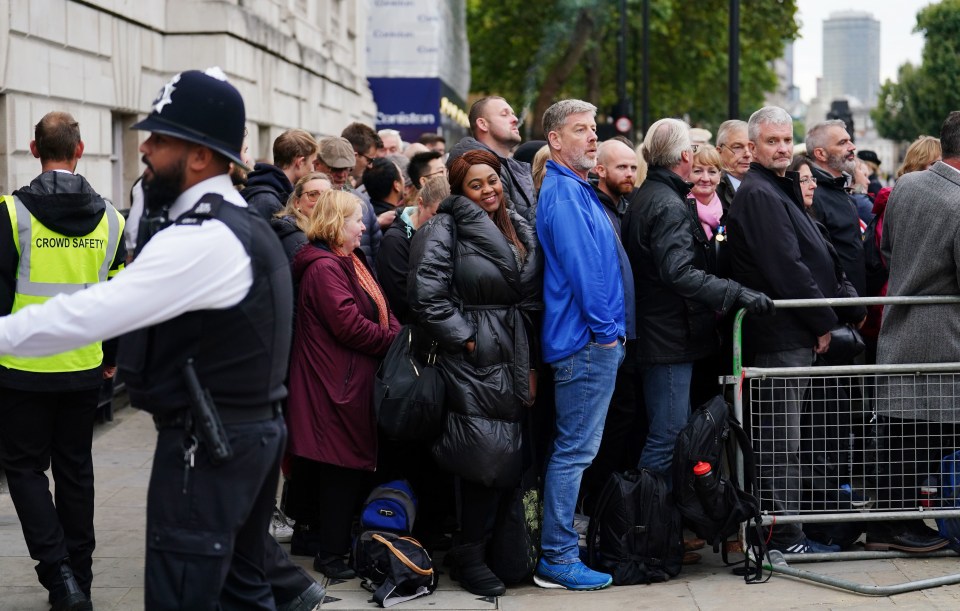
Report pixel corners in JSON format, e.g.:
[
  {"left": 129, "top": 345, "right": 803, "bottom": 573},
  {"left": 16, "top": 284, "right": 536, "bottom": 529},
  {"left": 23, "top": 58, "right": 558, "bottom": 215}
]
[
  {"left": 351, "top": 531, "right": 437, "bottom": 607},
  {"left": 586, "top": 468, "right": 684, "bottom": 585},
  {"left": 672, "top": 395, "right": 769, "bottom": 581}
]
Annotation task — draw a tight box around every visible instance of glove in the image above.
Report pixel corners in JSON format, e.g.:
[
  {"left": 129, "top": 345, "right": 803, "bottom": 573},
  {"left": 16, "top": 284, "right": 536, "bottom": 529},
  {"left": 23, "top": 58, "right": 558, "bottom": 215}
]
[{"left": 736, "top": 287, "right": 775, "bottom": 316}]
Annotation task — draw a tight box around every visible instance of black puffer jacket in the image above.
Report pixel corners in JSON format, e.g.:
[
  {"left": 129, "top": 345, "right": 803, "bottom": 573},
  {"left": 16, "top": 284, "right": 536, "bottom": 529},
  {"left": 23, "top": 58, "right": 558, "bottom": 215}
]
[
  {"left": 408, "top": 195, "right": 542, "bottom": 487},
  {"left": 622, "top": 166, "right": 743, "bottom": 364}
]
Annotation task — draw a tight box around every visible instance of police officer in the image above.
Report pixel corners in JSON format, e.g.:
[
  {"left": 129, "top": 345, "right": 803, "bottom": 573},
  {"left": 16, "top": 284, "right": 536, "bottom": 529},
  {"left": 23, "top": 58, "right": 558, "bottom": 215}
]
[
  {"left": 0, "top": 70, "right": 321, "bottom": 610},
  {"left": 0, "top": 111, "right": 125, "bottom": 611}
]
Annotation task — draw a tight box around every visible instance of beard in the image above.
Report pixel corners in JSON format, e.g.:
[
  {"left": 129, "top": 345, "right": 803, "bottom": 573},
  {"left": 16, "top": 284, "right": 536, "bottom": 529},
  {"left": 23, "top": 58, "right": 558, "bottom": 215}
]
[
  {"left": 827, "top": 150, "right": 857, "bottom": 175},
  {"left": 571, "top": 151, "right": 597, "bottom": 173},
  {"left": 142, "top": 157, "right": 186, "bottom": 212},
  {"left": 604, "top": 175, "right": 633, "bottom": 196}
]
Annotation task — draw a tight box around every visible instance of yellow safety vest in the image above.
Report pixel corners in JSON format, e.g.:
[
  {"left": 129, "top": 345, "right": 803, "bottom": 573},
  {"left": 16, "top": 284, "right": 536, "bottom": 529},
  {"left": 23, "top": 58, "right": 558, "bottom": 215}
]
[{"left": 0, "top": 194, "right": 124, "bottom": 373}]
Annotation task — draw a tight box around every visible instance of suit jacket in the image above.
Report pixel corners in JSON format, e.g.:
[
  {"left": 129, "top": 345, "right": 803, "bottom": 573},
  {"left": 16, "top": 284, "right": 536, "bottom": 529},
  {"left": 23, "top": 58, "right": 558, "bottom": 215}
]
[{"left": 877, "top": 161, "right": 960, "bottom": 422}]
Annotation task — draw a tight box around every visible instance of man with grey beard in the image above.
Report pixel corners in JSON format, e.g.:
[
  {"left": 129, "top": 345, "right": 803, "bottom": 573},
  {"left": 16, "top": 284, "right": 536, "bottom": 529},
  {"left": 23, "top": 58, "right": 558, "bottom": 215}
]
[{"left": 806, "top": 120, "right": 866, "bottom": 296}]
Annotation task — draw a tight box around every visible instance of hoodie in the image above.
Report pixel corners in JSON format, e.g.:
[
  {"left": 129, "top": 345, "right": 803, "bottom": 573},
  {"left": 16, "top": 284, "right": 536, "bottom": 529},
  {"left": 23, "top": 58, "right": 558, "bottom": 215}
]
[
  {"left": 243, "top": 163, "right": 292, "bottom": 220},
  {"left": 1, "top": 171, "right": 126, "bottom": 389}
]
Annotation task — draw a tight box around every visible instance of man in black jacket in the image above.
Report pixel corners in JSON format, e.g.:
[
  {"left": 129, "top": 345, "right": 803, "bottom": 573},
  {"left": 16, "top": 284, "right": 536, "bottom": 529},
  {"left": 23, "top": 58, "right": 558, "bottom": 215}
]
[
  {"left": 728, "top": 106, "right": 858, "bottom": 554},
  {"left": 806, "top": 120, "right": 867, "bottom": 296},
  {"left": 243, "top": 129, "right": 319, "bottom": 219},
  {"left": 623, "top": 119, "right": 772, "bottom": 479},
  {"left": 447, "top": 96, "right": 537, "bottom": 222}
]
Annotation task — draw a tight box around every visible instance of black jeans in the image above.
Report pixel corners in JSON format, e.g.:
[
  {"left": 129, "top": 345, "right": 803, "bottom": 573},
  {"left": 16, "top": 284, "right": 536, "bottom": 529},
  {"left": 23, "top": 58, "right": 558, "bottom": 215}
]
[
  {"left": 144, "top": 413, "right": 286, "bottom": 610},
  {"left": 0, "top": 386, "right": 98, "bottom": 596}
]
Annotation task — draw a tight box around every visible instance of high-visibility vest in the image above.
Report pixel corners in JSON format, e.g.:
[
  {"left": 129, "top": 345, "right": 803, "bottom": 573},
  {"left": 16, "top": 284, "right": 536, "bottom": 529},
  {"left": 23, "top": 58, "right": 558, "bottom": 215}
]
[{"left": 0, "top": 194, "right": 124, "bottom": 373}]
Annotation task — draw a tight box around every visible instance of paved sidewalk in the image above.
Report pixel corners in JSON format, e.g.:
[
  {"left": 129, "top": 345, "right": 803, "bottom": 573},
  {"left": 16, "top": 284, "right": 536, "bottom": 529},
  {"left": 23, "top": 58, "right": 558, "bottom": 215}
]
[{"left": 3, "top": 402, "right": 960, "bottom": 609}]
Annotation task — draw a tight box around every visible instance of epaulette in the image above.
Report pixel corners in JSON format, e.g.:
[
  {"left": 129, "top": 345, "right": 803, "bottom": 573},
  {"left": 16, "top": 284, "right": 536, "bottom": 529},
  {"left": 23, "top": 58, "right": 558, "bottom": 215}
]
[{"left": 176, "top": 193, "right": 226, "bottom": 226}]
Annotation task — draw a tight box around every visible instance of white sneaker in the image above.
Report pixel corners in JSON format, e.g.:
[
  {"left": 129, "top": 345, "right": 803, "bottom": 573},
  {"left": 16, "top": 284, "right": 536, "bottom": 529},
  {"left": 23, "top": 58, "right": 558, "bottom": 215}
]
[{"left": 270, "top": 507, "right": 295, "bottom": 543}]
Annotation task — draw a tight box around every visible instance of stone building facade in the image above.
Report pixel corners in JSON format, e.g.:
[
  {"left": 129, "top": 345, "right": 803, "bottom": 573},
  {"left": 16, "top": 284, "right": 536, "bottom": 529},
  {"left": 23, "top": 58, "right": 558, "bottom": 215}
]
[{"left": 0, "top": 0, "right": 376, "bottom": 208}]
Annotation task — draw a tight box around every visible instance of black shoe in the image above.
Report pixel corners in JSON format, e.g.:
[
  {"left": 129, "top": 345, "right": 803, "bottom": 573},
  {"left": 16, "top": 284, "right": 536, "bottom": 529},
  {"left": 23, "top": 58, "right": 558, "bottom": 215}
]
[
  {"left": 49, "top": 562, "right": 93, "bottom": 611},
  {"left": 448, "top": 542, "right": 505, "bottom": 597},
  {"left": 277, "top": 581, "right": 325, "bottom": 611},
  {"left": 313, "top": 554, "right": 356, "bottom": 579},
  {"left": 865, "top": 521, "right": 949, "bottom": 553}
]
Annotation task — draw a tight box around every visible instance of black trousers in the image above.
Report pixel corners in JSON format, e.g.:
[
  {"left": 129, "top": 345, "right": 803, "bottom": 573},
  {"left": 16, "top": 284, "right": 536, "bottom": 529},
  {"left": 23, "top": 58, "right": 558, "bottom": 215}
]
[
  {"left": 144, "top": 413, "right": 292, "bottom": 611},
  {"left": 0, "top": 385, "right": 98, "bottom": 596},
  {"left": 459, "top": 479, "right": 505, "bottom": 544},
  {"left": 286, "top": 457, "right": 370, "bottom": 558}
]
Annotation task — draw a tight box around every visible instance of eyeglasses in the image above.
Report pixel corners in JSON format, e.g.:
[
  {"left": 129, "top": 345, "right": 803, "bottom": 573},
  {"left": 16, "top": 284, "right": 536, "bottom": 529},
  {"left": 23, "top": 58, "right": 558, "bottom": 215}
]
[
  {"left": 799, "top": 177, "right": 817, "bottom": 185},
  {"left": 357, "top": 151, "right": 375, "bottom": 164},
  {"left": 719, "top": 143, "right": 748, "bottom": 154},
  {"left": 301, "top": 190, "right": 323, "bottom": 202},
  {"left": 329, "top": 167, "right": 352, "bottom": 174},
  {"left": 424, "top": 168, "right": 447, "bottom": 179}
]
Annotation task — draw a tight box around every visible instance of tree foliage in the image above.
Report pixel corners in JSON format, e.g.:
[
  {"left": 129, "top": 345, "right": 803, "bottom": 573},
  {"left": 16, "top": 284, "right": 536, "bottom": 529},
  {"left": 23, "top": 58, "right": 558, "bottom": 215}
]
[
  {"left": 467, "top": 0, "right": 799, "bottom": 138},
  {"left": 873, "top": 0, "right": 960, "bottom": 142}
]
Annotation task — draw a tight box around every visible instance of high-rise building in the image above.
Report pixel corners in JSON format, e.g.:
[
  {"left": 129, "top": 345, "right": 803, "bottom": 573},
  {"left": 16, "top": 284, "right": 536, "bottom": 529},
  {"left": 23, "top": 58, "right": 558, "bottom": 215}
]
[{"left": 821, "top": 11, "right": 881, "bottom": 108}]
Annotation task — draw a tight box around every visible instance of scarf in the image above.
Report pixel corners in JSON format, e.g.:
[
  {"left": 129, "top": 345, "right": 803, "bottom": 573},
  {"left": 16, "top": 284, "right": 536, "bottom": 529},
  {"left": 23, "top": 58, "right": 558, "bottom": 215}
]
[
  {"left": 691, "top": 192, "right": 723, "bottom": 239},
  {"left": 333, "top": 247, "right": 390, "bottom": 329}
]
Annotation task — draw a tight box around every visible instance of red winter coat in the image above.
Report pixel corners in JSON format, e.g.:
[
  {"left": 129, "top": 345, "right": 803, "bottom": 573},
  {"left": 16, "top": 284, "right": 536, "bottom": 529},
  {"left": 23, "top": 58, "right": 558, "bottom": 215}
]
[{"left": 285, "top": 241, "right": 399, "bottom": 470}]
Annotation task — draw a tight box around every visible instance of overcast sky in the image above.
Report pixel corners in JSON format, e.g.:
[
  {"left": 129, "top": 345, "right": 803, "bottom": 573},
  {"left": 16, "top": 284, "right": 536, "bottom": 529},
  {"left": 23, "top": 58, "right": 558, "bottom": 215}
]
[{"left": 792, "top": 0, "right": 934, "bottom": 102}]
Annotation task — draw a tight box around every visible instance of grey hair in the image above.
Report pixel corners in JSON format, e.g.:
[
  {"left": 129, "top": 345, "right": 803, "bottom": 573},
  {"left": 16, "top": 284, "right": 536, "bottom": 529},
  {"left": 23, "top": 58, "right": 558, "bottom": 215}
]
[
  {"left": 716, "top": 120, "right": 748, "bottom": 146},
  {"left": 805, "top": 119, "right": 848, "bottom": 156},
  {"left": 642, "top": 118, "right": 691, "bottom": 168},
  {"left": 542, "top": 99, "right": 598, "bottom": 136},
  {"left": 747, "top": 106, "right": 793, "bottom": 142}
]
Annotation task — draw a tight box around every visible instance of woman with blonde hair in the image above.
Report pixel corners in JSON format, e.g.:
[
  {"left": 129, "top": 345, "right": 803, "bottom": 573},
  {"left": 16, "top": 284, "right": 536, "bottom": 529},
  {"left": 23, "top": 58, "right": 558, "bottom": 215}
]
[
  {"left": 531, "top": 144, "right": 551, "bottom": 194},
  {"left": 270, "top": 171, "right": 331, "bottom": 264},
  {"left": 284, "top": 190, "right": 400, "bottom": 579},
  {"left": 689, "top": 145, "right": 724, "bottom": 238},
  {"left": 897, "top": 135, "right": 941, "bottom": 178}
]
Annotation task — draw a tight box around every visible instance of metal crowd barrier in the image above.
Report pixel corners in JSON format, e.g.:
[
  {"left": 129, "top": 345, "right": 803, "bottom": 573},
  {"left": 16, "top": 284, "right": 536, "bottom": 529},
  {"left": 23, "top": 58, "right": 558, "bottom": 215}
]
[{"left": 731, "top": 295, "right": 960, "bottom": 595}]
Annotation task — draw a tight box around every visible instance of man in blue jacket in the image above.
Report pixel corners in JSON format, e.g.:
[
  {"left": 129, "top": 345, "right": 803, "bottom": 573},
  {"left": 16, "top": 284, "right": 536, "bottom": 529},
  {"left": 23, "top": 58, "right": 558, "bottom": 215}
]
[{"left": 535, "top": 99, "right": 626, "bottom": 591}]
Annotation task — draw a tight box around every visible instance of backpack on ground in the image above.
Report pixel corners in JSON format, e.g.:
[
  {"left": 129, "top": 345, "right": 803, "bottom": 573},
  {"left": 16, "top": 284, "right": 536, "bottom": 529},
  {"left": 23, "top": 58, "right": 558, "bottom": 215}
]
[
  {"left": 586, "top": 468, "right": 684, "bottom": 585},
  {"left": 672, "top": 395, "right": 769, "bottom": 582},
  {"left": 351, "top": 531, "right": 438, "bottom": 607},
  {"left": 360, "top": 479, "right": 417, "bottom": 533}
]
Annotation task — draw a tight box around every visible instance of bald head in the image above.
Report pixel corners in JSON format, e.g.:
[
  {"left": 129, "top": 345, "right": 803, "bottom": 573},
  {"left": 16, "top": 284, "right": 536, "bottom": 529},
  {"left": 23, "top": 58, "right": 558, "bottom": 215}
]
[
  {"left": 31, "top": 111, "right": 83, "bottom": 167},
  {"left": 596, "top": 139, "right": 638, "bottom": 199}
]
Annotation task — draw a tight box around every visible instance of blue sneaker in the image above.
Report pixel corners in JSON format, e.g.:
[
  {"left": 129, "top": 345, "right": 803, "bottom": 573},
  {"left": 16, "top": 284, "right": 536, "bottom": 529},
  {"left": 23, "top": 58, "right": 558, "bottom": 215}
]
[{"left": 533, "top": 557, "right": 613, "bottom": 590}]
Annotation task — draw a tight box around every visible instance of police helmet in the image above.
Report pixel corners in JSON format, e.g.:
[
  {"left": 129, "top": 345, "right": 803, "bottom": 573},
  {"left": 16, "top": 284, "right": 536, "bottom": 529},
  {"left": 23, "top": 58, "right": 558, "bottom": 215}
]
[{"left": 132, "top": 68, "right": 249, "bottom": 170}]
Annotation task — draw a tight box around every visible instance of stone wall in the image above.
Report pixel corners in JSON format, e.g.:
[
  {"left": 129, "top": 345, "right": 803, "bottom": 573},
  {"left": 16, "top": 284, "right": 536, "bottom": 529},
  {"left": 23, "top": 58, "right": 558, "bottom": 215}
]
[{"left": 0, "top": 0, "right": 376, "bottom": 206}]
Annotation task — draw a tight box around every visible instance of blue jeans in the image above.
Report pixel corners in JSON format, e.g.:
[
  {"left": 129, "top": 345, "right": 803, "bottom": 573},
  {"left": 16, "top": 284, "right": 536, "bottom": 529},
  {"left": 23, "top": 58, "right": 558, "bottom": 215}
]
[
  {"left": 638, "top": 362, "right": 694, "bottom": 478},
  {"left": 541, "top": 341, "right": 625, "bottom": 563}
]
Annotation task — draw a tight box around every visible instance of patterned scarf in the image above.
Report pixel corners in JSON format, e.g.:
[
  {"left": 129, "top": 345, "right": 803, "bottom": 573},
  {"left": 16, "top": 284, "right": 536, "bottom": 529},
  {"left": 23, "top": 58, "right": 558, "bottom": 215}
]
[{"left": 334, "top": 247, "right": 390, "bottom": 329}]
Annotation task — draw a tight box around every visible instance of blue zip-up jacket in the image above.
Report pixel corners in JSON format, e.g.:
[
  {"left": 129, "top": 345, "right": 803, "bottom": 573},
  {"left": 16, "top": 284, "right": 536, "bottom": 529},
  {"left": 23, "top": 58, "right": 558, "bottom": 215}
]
[{"left": 537, "top": 160, "right": 625, "bottom": 363}]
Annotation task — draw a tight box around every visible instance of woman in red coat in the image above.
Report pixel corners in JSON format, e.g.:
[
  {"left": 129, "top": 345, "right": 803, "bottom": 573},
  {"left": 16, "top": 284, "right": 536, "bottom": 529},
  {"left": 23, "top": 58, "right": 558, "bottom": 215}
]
[{"left": 284, "top": 190, "right": 400, "bottom": 578}]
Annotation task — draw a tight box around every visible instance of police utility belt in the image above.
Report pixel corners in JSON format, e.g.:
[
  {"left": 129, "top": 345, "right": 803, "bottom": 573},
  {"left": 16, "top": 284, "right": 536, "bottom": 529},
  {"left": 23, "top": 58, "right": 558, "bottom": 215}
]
[{"left": 152, "top": 358, "right": 280, "bottom": 465}]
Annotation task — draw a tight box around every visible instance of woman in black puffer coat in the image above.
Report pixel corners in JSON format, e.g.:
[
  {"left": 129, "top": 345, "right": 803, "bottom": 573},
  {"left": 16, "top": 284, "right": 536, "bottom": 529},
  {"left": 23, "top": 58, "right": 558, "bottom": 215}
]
[{"left": 408, "top": 149, "right": 542, "bottom": 597}]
